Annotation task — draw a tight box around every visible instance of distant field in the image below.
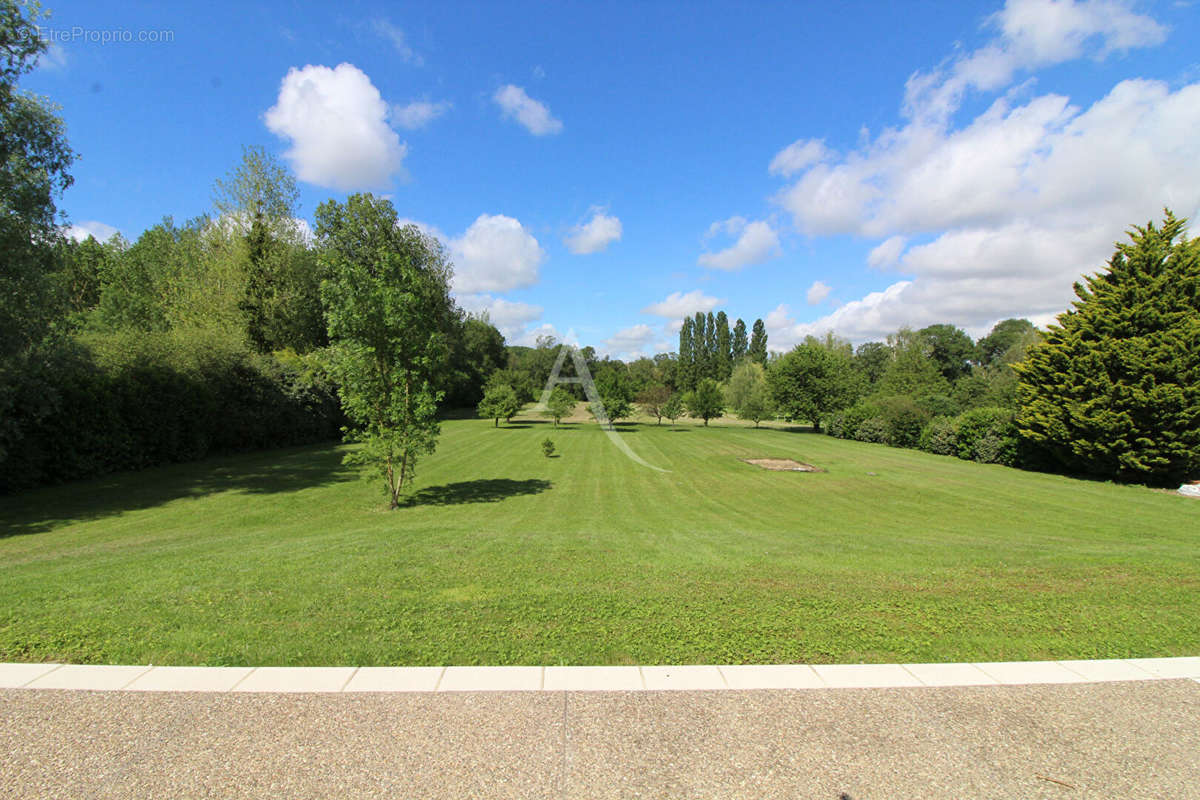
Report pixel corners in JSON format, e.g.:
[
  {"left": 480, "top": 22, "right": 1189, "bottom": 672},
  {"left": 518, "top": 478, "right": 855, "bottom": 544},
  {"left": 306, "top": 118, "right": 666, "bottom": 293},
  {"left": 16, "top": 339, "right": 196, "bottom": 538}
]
[{"left": 1, "top": 411, "right": 1197, "bottom": 666}]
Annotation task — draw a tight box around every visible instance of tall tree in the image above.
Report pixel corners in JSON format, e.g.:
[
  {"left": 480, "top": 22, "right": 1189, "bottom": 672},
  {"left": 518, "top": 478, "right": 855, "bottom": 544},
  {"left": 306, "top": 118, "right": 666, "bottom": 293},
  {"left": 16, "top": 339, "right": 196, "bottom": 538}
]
[
  {"left": 715, "top": 310, "right": 731, "bottom": 380},
  {"left": 748, "top": 318, "right": 768, "bottom": 366},
  {"left": 0, "top": 0, "right": 74, "bottom": 362},
  {"left": 693, "top": 311, "right": 708, "bottom": 382},
  {"left": 316, "top": 194, "right": 455, "bottom": 508},
  {"left": 731, "top": 318, "right": 748, "bottom": 363},
  {"left": 677, "top": 316, "right": 695, "bottom": 392},
  {"left": 976, "top": 318, "right": 1037, "bottom": 366},
  {"left": 917, "top": 323, "right": 977, "bottom": 383},
  {"left": 876, "top": 327, "right": 951, "bottom": 399},
  {"left": 1015, "top": 212, "right": 1200, "bottom": 485},
  {"left": 704, "top": 311, "right": 718, "bottom": 380},
  {"left": 854, "top": 341, "right": 892, "bottom": 385}
]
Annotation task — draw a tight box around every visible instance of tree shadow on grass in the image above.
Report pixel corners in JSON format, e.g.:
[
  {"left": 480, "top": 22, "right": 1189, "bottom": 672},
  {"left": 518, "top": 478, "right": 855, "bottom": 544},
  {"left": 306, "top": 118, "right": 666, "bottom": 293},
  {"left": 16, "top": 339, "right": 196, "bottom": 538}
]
[
  {"left": 0, "top": 443, "right": 356, "bottom": 540},
  {"left": 400, "top": 478, "right": 551, "bottom": 508}
]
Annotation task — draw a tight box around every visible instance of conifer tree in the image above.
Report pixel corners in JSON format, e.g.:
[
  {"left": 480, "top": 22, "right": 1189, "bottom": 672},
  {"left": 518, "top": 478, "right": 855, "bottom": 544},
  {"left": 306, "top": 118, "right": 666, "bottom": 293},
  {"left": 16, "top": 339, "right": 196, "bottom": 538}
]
[{"left": 1015, "top": 212, "right": 1200, "bottom": 485}]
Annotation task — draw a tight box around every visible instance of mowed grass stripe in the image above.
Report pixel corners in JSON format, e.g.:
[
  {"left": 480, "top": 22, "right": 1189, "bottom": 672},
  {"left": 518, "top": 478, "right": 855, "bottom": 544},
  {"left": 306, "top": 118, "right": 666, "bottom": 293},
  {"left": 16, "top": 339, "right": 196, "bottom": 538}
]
[{"left": 0, "top": 419, "right": 1196, "bottom": 666}]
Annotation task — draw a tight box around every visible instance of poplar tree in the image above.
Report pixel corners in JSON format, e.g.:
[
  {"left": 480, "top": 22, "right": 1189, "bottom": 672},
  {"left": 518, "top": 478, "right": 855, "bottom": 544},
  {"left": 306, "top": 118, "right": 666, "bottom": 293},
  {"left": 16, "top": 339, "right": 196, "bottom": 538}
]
[
  {"left": 732, "top": 318, "right": 748, "bottom": 363},
  {"left": 1015, "top": 212, "right": 1200, "bottom": 485},
  {"left": 705, "top": 311, "right": 718, "bottom": 380},
  {"left": 715, "top": 310, "right": 732, "bottom": 380},
  {"left": 693, "top": 311, "right": 708, "bottom": 382},
  {"left": 748, "top": 318, "right": 768, "bottom": 366},
  {"left": 677, "top": 316, "right": 695, "bottom": 392}
]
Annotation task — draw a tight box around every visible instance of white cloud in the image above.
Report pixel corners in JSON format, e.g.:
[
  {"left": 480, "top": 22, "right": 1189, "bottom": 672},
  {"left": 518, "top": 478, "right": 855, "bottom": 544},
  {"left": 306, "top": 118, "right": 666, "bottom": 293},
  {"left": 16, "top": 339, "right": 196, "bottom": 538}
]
[
  {"left": 66, "top": 220, "right": 119, "bottom": 243},
  {"left": 641, "top": 290, "right": 724, "bottom": 319},
  {"left": 264, "top": 63, "right": 407, "bottom": 191},
  {"left": 806, "top": 280, "right": 832, "bottom": 305},
  {"left": 394, "top": 100, "right": 451, "bottom": 129},
  {"left": 698, "top": 217, "right": 780, "bottom": 270},
  {"left": 456, "top": 293, "right": 544, "bottom": 341},
  {"left": 767, "top": 1, "right": 1197, "bottom": 341},
  {"left": 768, "top": 138, "right": 830, "bottom": 176},
  {"left": 373, "top": 20, "right": 423, "bottom": 65},
  {"left": 513, "top": 323, "right": 577, "bottom": 348},
  {"left": 493, "top": 84, "right": 563, "bottom": 136},
  {"left": 867, "top": 236, "right": 907, "bottom": 268},
  {"left": 37, "top": 43, "right": 68, "bottom": 72},
  {"left": 564, "top": 209, "right": 622, "bottom": 254},
  {"left": 449, "top": 214, "right": 546, "bottom": 294},
  {"left": 602, "top": 324, "right": 658, "bottom": 358}
]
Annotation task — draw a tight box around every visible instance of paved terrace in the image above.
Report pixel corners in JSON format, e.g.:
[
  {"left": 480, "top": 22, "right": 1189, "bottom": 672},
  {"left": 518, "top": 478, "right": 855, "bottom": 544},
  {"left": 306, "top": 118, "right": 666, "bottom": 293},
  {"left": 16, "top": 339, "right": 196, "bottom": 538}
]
[{"left": 2, "top": 658, "right": 1198, "bottom": 798}]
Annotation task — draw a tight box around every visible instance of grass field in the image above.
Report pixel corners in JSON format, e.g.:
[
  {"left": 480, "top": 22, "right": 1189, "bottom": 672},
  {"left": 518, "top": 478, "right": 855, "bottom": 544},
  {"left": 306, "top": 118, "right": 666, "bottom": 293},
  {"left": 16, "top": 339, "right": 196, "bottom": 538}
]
[{"left": 1, "top": 410, "right": 1197, "bottom": 667}]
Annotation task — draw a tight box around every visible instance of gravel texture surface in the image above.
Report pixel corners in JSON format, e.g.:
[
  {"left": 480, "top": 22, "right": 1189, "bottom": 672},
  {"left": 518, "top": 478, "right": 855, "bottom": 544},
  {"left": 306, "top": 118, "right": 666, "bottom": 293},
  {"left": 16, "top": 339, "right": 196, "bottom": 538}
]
[{"left": 2, "top": 680, "right": 1197, "bottom": 798}]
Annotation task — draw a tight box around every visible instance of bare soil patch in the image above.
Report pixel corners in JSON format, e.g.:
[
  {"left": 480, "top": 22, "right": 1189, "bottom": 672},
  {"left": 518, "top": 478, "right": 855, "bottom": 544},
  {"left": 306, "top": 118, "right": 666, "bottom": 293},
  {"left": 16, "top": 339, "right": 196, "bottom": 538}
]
[{"left": 742, "top": 458, "right": 821, "bottom": 472}]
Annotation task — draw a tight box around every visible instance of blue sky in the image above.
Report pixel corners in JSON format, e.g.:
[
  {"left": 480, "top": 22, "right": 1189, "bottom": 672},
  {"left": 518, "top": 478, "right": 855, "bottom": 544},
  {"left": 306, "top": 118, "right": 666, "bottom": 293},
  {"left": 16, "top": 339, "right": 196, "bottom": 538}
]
[{"left": 28, "top": 0, "right": 1200, "bottom": 356}]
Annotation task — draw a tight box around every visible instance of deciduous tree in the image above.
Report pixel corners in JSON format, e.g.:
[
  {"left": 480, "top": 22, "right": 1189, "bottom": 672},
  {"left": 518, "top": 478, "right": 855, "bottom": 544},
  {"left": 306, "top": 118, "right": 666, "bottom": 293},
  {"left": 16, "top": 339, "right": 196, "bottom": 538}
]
[{"left": 685, "top": 378, "right": 725, "bottom": 426}]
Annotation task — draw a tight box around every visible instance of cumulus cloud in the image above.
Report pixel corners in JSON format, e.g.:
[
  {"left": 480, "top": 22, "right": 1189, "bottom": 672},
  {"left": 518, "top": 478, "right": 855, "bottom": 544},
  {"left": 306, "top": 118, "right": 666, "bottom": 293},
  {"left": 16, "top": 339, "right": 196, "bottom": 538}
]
[
  {"left": 806, "top": 280, "right": 832, "bottom": 305},
  {"left": 768, "top": 138, "right": 830, "bottom": 176},
  {"left": 564, "top": 209, "right": 622, "bottom": 254},
  {"left": 768, "top": 0, "right": 1197, "bottom": 340},
  {"left": 449, "top": 214, "right": 546, "bottom": 294},
  {"left": 698, "top": 217, "right": 780, "bottom": 270},
  {"left": 394, "top": 100, "right": 451, "bottom": 129},
  {"left": 265, "top": 63, "right": 407, "bottom": 191},
  {"left": 641, "top": 290, "right": 724, "bottom": 319},
  {"left": 66, "top": 220, "right": 120, "bottom": 243},
  {"left": 867, "top": 236, "right": 907, "bottom": 268},
  {"left": 603, "top": 324, "right": 658, "bottom": 358},
  {"left": 456, "top": 293, "right": 544, "bottom": 341},
  {"left": 493, "top": 84, "right": 563, "bottom": 135}
]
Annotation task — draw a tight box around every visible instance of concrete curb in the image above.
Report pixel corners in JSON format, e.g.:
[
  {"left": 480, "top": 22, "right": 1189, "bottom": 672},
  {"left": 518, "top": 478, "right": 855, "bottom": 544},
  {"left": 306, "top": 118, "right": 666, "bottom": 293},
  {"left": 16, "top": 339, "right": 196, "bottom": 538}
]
[{"left": 3, "top": 657, "right": 1198, "bottom": 693}]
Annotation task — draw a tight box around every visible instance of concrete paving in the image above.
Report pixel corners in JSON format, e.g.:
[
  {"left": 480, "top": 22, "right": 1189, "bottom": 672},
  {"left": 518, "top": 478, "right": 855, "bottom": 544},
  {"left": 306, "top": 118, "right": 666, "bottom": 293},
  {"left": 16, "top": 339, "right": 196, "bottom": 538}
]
[{"left": 2, "top": 680, "right": 1198, "bottom": 798}]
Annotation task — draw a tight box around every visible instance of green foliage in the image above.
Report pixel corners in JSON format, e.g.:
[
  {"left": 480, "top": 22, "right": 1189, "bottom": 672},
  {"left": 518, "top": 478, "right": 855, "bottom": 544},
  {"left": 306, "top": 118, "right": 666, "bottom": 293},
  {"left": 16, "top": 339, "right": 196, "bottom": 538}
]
[
  {"left": 635, "top": 383, "right": 671, "bottom": 424},
  {"left": 874, "top": 395, "right": 931, "bottom": 448},
  {"left": 724, "top": 361, "right": 766, "bottom": 413},
  {"left": 478, "top": 384, "right": 520, "bottom": 427},
  {"left": 853, "top": 416, "right": 889, "bottom": 444},
  {"left": 767, "top": 341, "right": 860, "bottom": 431},
  {"left": 444, "top": 316, "right": 507, "bottom": 408},
  {"left": 677, "top": 316, "right": 695, "bottom": 392},
  {"left": 543, "top": 385, "right": 574, "bottom": 427},
  {"left": 737, "top": 381, "right": 774, "bottom": 427},
  {"left": 317, "top": 194, "right": 454, "bottom": 508},
  {"left": 917, "top": 323, "right": 976, "bottom": 382},
  {"left": 977, "top": 318, "right": 1037, "bottom": 366},
  {"left": 541, "top": 437, "right": 555, "bottom": 457},
  {"left": 1015, "top": 212, "right": 1200, "bottom": 484},
  {"left": 684, "top": 378, "right": 725, "bottom": 426},
  {"left": 831, "top": 400, "right": 880, "bottom": 440},
  {"left": 714, "top": 310, "right": 731, "bottom": 380},
  {"left": 662, "top": 392, "right": 684, "bottom": 425},
  {"left": 919, "top": 416, "right": 959, "bottom": 456},
  {"left": 748, "top": 318, "right": 768, "bottom": 366},
  {"left": 955, "top": 406, "right": 1018, "bottom": 465},
  {"left": 854, "top": 341, "right": 891, "bottom": 385},
  {"left": 731, "top": 318, "right": 748, "bottom": 363},
  {"left": 876, "top": 328, "right": 952, "bottom": 398}
]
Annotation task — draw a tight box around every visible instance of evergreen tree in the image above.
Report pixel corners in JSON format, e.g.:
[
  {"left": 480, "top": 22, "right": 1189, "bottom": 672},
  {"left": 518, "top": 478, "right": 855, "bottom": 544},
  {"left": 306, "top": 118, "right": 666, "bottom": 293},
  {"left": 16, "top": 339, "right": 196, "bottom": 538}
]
[
  {"left": 715, "top": 310, "right": 731, "bottom": 380},
  {"left": 748, "top": 318, "right": 768, "bottom": 366},
  {"left": 1015, "top": 212, "right": 1200, "bottom": 484},
  {"left": 732, "top": 318, "right": 748, "bottom": 363}
]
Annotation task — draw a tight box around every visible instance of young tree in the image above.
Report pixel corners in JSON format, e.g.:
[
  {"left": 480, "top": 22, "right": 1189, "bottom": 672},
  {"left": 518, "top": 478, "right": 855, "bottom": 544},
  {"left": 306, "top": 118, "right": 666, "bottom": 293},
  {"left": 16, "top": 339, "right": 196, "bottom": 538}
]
[
  {"left": 685, "top": 378, "right": 725, "bottom": 426},
  {"left": 479, "top": 383, "right": 521, "bottom": 427},
  {"left": 767, "top": 341, "right": 860, "bottom": 432},
  {"left": 1015, "top": 212, "right": 1200, "bottom": 484},
  {"left": 731, "top": 318, "right": 748, "bottom": 363},
  {"left": 316, "top": 194, "right": 455, "bottom": 508},
  {"left": 725, "top": 360, "right": 767, "bottom": 414},
  {"left": 737, "top": 381, "right": 775, "bottom": 428},
  {"left": 636, "top": 383, "right": 672, "bottom": 424},
  {"left": 748, "top": 318, "right": 768, "bottom": 366},
  {"left": 543, "top": 385, "right": 574, "bottom": 427},
  {"left": 662, "top": 392, "right": 684, "bottom": 426}
]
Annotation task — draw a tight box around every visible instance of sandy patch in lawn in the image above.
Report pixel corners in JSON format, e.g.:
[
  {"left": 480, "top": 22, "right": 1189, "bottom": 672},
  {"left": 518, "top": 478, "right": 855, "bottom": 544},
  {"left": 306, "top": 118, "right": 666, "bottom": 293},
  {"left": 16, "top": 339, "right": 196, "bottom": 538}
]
[{"left": 742, "top": 458, "right": 821, "bottom": 472}]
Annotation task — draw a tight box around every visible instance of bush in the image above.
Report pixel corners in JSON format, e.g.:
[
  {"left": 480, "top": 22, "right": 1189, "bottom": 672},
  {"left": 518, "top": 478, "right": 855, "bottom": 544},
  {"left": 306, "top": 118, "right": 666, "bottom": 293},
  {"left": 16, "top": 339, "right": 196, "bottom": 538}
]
[
  {"left": 955, "top": 406, "right": 1018, "bottom": 465},
  {"left": 853, "top": 416, "right": 889, "bottom": 444},
  {"left": 541, "top": 437, "right": 555, "bottom": 457},
  {"left": 839, "top": 400, "right": 881, "bottom": 440},
  {"left": 875, "top": 395, "right": 931, "bottom": 449},
  {"left": 919, "top": 416, "right": 959, "bottom": 455},
  {"left": 825, "top": 411, "right": 846, "bottom": 438}
]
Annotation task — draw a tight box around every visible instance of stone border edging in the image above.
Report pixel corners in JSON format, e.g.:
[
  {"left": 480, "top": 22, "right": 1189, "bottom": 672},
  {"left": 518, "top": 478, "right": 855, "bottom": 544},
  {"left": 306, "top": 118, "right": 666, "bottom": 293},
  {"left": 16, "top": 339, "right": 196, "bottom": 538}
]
[{"left": 2, "top": 657, "right": 1198, "bottom": 693}]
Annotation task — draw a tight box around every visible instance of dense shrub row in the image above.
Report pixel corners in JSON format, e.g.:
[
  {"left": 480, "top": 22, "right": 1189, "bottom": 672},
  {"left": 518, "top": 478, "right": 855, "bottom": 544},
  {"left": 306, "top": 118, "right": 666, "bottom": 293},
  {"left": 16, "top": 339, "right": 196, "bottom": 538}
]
[
  {"left": 0, "top": 334, "right": 341, "bottom": 494},
  {"left": 828, "top": 398, "right": 1021, "bottom": 467}
]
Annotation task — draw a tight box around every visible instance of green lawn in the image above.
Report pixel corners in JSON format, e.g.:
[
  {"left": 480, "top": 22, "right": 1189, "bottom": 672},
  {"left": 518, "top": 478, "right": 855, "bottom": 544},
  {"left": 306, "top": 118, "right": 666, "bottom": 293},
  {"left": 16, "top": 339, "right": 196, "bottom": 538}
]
[{"left": 1, "top": 414, "right": 1197, "bottom": 666}]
